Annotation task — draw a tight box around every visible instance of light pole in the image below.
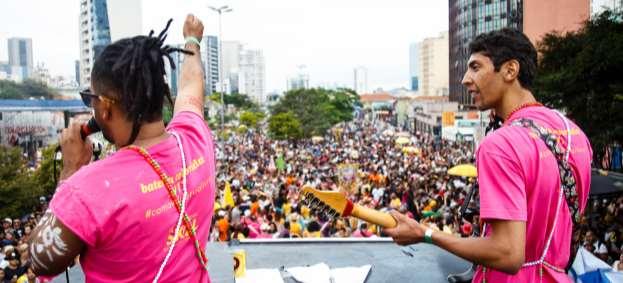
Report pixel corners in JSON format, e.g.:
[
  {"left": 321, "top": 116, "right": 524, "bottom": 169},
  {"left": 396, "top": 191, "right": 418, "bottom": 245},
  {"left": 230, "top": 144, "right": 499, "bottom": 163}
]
[{"left": 209, "top": 5, "right": 232, "bottom": 133}]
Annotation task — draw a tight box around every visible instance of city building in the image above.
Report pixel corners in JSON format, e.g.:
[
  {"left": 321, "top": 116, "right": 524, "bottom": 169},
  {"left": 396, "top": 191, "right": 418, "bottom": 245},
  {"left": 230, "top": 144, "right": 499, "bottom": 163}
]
[
  {"left": 7, "top": 37, "right": 34, "bottom": 80},
  {"left": 359, "top": 93, "right": 396, "bottom": 122},
  {"left": 78, "top": 0, "right": 111, "bottom": 86},
  {"left": 222, "top": 41, "right": 243, "bottom": 94},
  {"left": 202, "top": 35, "right": 219, "bottom": 95},
  {"left": 353, "top": 66, "right": 368, "bottom": 95},
  {"left": 418, "top": 32, "right": 449, "bottom": 97},
  {"left": 165, "top": 44, "right": 184, "bottom": 96},
  {"left": 287, "top": 66, "right": 309, "bottom": 91},
  {"left": 410, "top": 96, "right": 458, "bottom": 137},
  {"left": 449, "top": 0, "right": 590, "bottom": 108},
  {"left": 78, "top": 0, "right": 143, "bottom": 86},
  {"left": 266, "top": 91, "right": 282, "bottom": 107},
  {"left": 33, "top": 63, "right": 51, "bottom": 85},
  {"left": 239, "top": 49, "right": 266, "bottom": 105},
  {"left": 0, "top": 100, "right": 90, "bottom": 161},
  {"left": 0, "top": 61, "right": 10, "bottom": 80},
  {"left": 74, "top": 60, "right": 81, "bottom": 85},
  {"left": 409, "top": 43, "right": 419, "bottom": 91}
]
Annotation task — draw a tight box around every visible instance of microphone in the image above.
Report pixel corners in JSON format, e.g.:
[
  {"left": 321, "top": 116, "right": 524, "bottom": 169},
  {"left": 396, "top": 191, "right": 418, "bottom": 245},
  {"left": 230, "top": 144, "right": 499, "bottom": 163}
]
[
  {"left": 80, "top": 118, "right": 101, "bottom": 140},
  {"left": 55, "top": 118, "right": 101, "bottom": 153}
]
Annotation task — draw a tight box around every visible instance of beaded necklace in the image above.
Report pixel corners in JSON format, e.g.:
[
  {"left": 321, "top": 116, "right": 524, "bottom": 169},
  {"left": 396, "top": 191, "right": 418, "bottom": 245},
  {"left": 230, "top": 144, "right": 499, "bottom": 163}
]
[
  {"left": 504, "top": 102, "right": 543, "bottom": 123},
  {"left": 126, "top": 131, "right": 208, "bottom": 282}
]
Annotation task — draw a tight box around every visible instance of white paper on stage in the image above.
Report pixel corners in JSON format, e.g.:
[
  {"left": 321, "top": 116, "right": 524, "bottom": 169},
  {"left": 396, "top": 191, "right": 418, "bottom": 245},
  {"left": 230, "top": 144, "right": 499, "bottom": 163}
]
[
  {"left": 285, "top": 262, "right": 371, "bottom": 283},
  {"left": 286, "top": 262, "right": 331, "bottom": 283},
  {"left": 330, "top": 264, "right": 371, "bottom": 283},
  {"left": 235, "top": 268, "right": 284, "bottom": 283}
]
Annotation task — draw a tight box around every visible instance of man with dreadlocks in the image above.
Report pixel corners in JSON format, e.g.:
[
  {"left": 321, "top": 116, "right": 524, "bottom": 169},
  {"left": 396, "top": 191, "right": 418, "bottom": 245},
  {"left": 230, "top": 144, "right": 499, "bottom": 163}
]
[{"left": 28, "top": 15, "right": 215, "bottom": 282}]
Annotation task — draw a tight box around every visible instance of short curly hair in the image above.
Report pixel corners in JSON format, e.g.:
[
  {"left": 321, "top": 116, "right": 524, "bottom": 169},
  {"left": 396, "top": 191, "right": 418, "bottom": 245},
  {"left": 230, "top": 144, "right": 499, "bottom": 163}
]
[{"left": 469, "top": 28, "right": 538, "bottom": 90}]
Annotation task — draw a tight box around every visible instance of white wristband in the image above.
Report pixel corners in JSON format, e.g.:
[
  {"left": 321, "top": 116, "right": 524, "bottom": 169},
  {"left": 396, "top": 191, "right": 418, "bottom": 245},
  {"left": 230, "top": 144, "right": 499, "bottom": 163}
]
[
  {"left": 184, "top": 36, "right": 201, "bottom": 47},
  {"left": 424, "top": 228, "right": 434, "bottom": 244}
]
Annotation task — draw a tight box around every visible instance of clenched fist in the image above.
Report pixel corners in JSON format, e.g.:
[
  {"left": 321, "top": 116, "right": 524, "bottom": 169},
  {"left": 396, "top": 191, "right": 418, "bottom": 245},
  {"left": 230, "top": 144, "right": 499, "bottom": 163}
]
[{"left": 183, "top": 14, "right": 204, "bottom": 40}]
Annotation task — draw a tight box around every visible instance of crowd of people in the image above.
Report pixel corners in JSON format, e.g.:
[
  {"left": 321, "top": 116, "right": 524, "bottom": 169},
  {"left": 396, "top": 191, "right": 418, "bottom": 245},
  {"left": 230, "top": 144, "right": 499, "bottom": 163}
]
[
  {"left": 2, "top": 119, "right": 623, "bottom": 280},
  {"left": 211, "top": 120, "right": 478, "bottom": 242},
  {"left": 1, "top": 199, "right": 45, "bottom": 283},
  {"left": 580, "top": 196, "right": 623, "bottom": 271}
]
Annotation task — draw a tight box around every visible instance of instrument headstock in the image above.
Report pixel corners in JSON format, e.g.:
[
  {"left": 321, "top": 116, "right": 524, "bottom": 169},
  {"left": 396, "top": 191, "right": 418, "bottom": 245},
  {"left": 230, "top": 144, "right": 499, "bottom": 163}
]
[{"left": 300, "top": 186, "right": 354, "bottom": 219}]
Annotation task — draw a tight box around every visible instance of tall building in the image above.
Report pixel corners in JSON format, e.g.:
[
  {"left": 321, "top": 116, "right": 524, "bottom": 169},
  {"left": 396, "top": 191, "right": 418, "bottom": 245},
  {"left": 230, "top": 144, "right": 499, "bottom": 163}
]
[
  {"left": 287, "top": 65, "right": 309, "bottom": 91},
  {"left": 419, "top": 32, "right": 449, "bottom": 97},
  {"left": 78, "top": 0, "right": 143, "bottom": 87},
  {"left": 239, "top": 50, "right": 266, "bottom": 105},
  {"left": 165, "top": 44, "right": 184, "bottom": 96},
  {"left": 353, "top": 66, "right": 368, "bottom": 94},
  {"left": 7, "top": 38, "right": 33, "bottom": 80},
  {"left": 79, "top": 0, "right": 111, "bottom": 86},
  {"left": 287, "top": 74, "right": 309, "bottom": 91},
  {"left": 222, "top": 41, "right": 243, "bottom": 94},
  {"left": 0, "top": 62, "right": 9, "bottom": 80},
  {"left": 73, "top": 60, "right": 80, "bottom": 85},
  {"left": 409, "top": 43, "right": 419, "bottom": 91},
  {"left": 449, "top": 0, "right": 590, "bottom": 108},
  {"left": 201, "top": 36, "right": 219, "bottom": 95}
]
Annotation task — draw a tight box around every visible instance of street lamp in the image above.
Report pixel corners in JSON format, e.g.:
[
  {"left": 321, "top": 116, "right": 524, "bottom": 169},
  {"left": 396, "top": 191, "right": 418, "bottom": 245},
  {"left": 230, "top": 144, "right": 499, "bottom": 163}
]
[{"left": 208, "top": 5, "right": 233, "bottom": 133}]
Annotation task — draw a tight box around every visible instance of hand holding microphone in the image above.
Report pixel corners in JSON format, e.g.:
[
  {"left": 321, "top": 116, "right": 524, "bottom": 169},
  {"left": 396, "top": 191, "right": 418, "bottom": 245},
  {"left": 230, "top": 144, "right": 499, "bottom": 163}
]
[{"left": 58, "top": 118, "right": 100, "bottom": 181}]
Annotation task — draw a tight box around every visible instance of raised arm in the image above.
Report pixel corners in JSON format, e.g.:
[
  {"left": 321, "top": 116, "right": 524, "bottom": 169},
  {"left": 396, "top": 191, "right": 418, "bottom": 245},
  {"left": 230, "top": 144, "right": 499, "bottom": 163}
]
[{"left": 174, "top": 14, "right": 205, "bottom": 116}]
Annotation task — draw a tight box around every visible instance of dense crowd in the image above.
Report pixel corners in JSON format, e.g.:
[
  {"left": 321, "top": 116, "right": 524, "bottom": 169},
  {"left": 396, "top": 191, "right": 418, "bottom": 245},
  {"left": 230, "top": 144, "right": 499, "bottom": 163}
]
[
  {"left": 211, "top": 120, "right": 480, "bottom": 242},
  {"left": 0, "top": 198, "right": 46, "bottom": 283},
  {"left": 580, "top": 196, "right": 623, "bottom": 270}
]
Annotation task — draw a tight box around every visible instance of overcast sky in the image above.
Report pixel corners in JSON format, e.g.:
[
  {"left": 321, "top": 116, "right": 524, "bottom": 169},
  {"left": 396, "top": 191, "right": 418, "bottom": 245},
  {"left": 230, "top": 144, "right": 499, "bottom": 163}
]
[{"left": 0, "top": 0, "right": 448, "bottom": 92}]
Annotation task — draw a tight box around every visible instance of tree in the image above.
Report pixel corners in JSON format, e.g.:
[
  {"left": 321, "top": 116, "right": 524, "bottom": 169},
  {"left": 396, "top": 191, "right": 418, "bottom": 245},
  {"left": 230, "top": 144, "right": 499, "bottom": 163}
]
[
  {"left": 0, "top": 146, "right": 41, "bottom": 218},
  {"left": 268, "top": 112, "right": 303, "bottom": 140},
  {"left": 209, "top": 92, "right": 259, "bottom": 110},
  {"left": 0, "top": 79, "right": 58, "bottom": 99},
  {"left": 330, "top": 88, "right": 361, "bottom": 122},
  {"left": 534, "top": 9, "right": 623, "bottom": 166},
  {"left": 32, "top": 145, "right": 61, "bottom": 196},
  {"left": 240, "top": 111, "right": 265, "bottom": 129},
  {"left": 270, "top": 88, "right": 360, "bottom": 138}
]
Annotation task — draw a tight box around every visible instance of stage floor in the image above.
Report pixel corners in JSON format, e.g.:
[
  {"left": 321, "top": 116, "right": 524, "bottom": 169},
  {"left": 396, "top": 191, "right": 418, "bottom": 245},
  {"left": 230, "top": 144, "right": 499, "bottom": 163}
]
[{"left": 53, "top": 238, "right": 470, "bottom": 283}]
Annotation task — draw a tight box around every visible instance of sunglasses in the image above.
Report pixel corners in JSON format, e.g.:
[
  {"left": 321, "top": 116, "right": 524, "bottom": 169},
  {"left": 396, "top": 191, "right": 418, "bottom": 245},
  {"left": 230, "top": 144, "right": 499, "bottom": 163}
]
[{"left": 79, "top": 88, "right": 116, "bottom": 107}]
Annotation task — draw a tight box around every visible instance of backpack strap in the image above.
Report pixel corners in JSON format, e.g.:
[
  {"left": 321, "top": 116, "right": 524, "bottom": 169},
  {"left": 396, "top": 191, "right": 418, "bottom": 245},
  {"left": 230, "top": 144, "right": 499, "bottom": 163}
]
[{"left": 511, "top": 115, "right": 580, "bottom": 273}]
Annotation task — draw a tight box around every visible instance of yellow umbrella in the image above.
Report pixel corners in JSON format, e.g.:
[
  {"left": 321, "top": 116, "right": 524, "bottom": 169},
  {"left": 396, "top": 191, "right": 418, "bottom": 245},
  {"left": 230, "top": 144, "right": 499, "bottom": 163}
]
[
  {"left": 402, "top": 146, "right": 419, "bottom": 154},
  {"left": 395, "top": 137, "right": 410, "bottom": 145},
  {"left": 447, "top": 164, "right": 477, "bottom": 178},
  {"left": 312, "top": 136, "right": 324, "bottom": 143}
]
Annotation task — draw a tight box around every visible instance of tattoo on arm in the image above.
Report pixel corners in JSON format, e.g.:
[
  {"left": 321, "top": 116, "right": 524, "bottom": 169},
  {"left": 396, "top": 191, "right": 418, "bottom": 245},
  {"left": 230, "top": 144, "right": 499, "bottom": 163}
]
[{"left": 29, "top": 210, "right": 83, "bottom": 276}]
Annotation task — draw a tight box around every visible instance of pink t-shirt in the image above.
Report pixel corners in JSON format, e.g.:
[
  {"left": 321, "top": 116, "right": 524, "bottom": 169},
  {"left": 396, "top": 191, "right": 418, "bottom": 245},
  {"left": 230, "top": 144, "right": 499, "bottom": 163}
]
[
  {"left": 472, "top": 106, "right": 592, "bottom": 283},
  {"left": 50, "top": 111, "right": 216, "bottom": 283}
]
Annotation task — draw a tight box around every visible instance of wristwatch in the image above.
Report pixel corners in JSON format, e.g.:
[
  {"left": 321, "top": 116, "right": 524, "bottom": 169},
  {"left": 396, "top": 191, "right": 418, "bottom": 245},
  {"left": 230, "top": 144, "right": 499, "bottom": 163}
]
[{"left": 424, "top": 228, "right": 434, "bottom": 244}]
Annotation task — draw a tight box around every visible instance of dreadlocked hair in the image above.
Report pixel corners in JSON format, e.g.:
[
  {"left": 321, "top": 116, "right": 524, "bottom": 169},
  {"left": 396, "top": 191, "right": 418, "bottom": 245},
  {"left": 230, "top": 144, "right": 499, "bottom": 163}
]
[{"left": 91, "top": 19, "right": 193, "bottom": 145}]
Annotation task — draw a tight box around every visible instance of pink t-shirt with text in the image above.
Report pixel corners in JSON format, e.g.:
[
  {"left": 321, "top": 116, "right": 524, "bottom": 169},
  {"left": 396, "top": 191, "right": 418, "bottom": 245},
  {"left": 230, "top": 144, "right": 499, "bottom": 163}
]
[
  {"left": 50, "top": 111, "right": 216, "bottom": 282},
  {"left": 472, "top": 106, "right": 592, "bottom": 283}
]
